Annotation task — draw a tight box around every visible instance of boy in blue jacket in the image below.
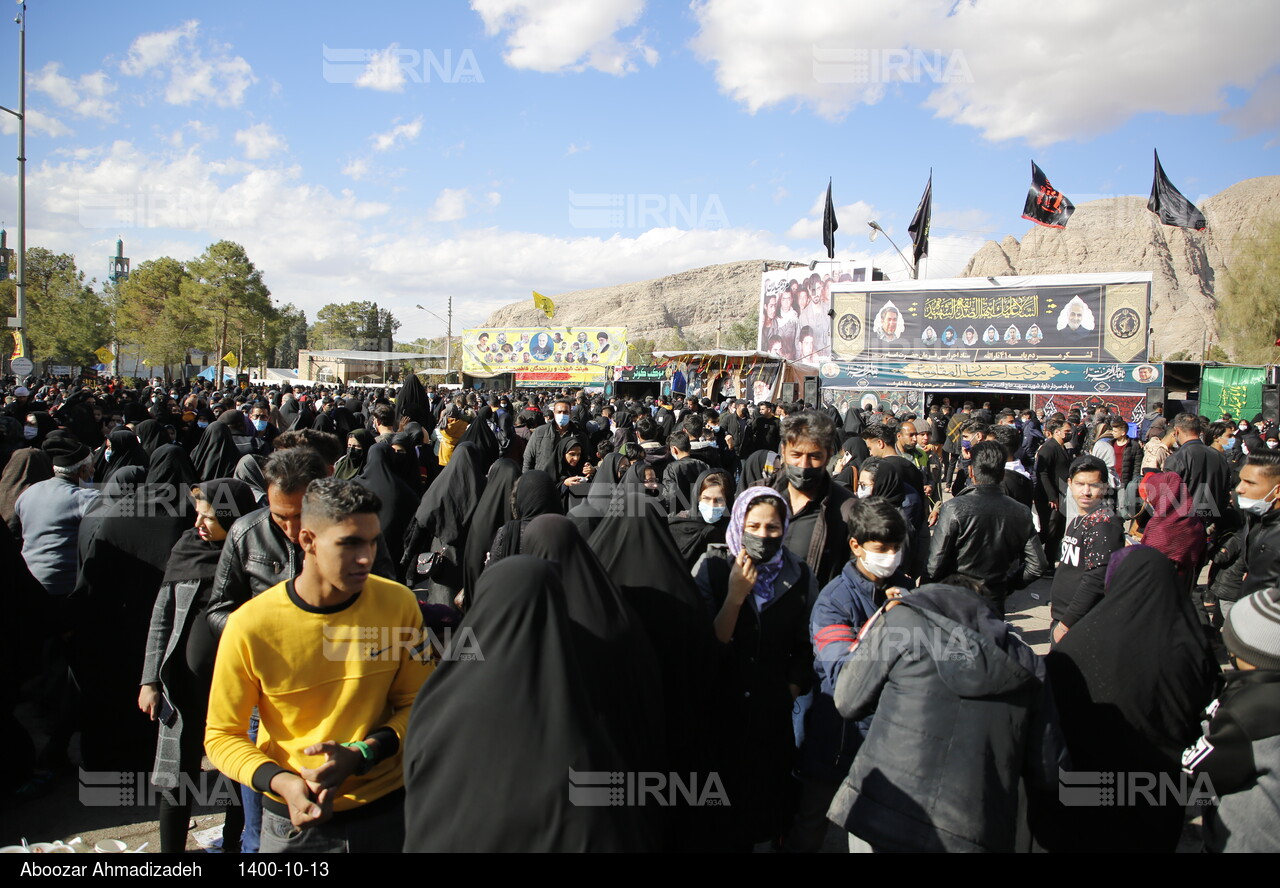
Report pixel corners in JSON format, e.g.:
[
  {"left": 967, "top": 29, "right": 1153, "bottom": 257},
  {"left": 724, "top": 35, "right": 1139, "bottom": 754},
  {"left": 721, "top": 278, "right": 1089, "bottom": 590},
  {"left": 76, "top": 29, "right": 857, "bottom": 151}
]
[{"left": 786, "top": 497, "right": 909, "bottom": 852}]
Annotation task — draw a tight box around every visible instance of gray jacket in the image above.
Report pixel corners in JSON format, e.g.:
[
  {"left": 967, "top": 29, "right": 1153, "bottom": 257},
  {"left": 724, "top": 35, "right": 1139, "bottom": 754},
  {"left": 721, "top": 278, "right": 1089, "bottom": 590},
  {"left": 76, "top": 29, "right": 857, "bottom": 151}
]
[
  {"left": 1182, "top": 669, "right": 1280, "bottom": 853},
  {"left": 205, "top": 506, "right": 397, "bottom": 638},
  {"left": 827, "top": 585, "right": 1053, "bottom": 852},
  {"left": 521, "top": 421, "right": 586, "bottom": 475},
  {"left": 140, "top": 576, "right": 205, "bottom": 790}
]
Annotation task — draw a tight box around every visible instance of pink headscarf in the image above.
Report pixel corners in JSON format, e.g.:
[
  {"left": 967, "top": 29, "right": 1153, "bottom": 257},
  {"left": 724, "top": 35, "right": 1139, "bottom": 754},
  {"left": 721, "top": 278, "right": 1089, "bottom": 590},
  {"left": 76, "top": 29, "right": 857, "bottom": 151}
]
[{"left": 1140, "top": 472, "right": 1207, "bottom": 580}]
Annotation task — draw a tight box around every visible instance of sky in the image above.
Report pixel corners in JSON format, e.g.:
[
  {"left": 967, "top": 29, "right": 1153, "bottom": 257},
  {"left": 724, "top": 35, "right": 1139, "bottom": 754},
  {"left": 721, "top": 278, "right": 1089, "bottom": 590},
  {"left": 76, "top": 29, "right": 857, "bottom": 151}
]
[{"left": 1, "top": 0, "right": 1277, "bottom": 343}]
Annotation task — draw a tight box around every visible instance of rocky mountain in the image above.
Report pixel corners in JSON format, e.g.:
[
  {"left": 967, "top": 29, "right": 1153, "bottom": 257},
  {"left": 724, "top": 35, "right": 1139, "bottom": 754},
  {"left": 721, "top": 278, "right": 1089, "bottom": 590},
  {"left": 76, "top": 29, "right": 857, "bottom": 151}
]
[
  {"left": 483, "top": 177, "right": 1280, "bottom": 359},
  {"left": 962, "top": 176, "right": 1280, "bottom": 359}
]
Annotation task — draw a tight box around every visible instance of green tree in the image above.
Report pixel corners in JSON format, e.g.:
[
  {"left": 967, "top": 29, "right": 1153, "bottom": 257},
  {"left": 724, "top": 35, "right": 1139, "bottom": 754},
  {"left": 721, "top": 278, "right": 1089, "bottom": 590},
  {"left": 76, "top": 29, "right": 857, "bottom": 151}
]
[
  {"left": 310, "top": 301, "right": 401, "bottom": 351},
  {"left": 0, "top": 247, "right": 111, "bottom": 367},
  {"left": 269, "top": 303, "right": 308, "bottom": 370},
  {"left": 628, "top": 337, "right": 656, "bottom": 366},
  {"left": 725, "top": 308, "right": 761, "bottom": 350},
  {"left": 183, "top": 241, "right": 272, "bottom": 383},
  {"left": 1217, "top": 217, "right": 1280, "bottom": 364},
  {"left": 114, "top": 257, "right": 200, "bottom": 380}
]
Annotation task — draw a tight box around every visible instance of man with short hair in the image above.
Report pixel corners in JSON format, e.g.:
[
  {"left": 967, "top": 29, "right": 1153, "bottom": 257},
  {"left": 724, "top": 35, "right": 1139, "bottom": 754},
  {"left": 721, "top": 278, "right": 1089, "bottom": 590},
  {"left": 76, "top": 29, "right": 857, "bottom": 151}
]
[
  {"left": 248, "top": 402, "right": 278, "bottom": 454},
  {"left": 770, "top": 411, "right": 857, "bottom": 587},
  {"left": 661, "top": 430, "right": 709, "bottom": 514},
  {"left": 926, "top": 441, "right": 1048, "bottom": 617},
  {"left": 371, "top": 405, "right": 397, "bottom": 445},
  {"left": 522, "top": 397, "right": 586, "bottom": 475},
  {"left": 1165, "top": 412, "right": 1233, "bottom": 523},
  {"left": 10, "top": 434, "right": 99, "bottom": 598},
  {"left": 743, "top": 401, "right": 781, "bottom": 457},
  {"left": 1035, "top": 417, "right": 1074, "bottom": 559},
  {"left": 205, "top": 478, "right": 432, "bottom": 853},
  {"left": 1237, "top": 452, "right": 1280, "bottom": 602},
  {"left": 1049, "top": 456, "right": 1126, "bottom": 642}
]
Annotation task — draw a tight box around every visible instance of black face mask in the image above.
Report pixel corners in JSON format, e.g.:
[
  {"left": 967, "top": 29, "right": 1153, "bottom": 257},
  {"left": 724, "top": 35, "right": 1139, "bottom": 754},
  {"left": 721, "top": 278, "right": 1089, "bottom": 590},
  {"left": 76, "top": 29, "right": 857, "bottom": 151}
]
[
  {"left": 741, "top": 531, "right": 783, "bottom": 564},
  {"left": 785, "top": 464, "right": 826, "bottom": 492},
  {"left": 347, "top": 446, "right": 365, "bottom": 465}
]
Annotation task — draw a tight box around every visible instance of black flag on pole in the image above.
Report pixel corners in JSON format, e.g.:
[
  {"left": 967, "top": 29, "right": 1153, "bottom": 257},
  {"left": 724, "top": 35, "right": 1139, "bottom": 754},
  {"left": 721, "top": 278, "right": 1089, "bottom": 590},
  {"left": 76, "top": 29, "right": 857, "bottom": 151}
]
[
  {"left": 907, "top": 172, "right": 931, "bottom": 271},
  {"left": 1022, "top": 161, "right": 1075, "bottom": 229},
  {"left": 1147, "top": 150, "right": 1206, "bottom": 230},
  {"left": 822, "top": 179, "right": 838, "bottom": 259}
]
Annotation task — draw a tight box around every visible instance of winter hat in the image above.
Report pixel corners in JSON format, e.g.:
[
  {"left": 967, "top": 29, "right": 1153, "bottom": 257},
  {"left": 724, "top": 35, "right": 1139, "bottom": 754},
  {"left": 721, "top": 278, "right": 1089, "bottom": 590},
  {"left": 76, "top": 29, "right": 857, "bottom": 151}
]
[
  {"left": 13, "top": 386, "right": 29, "bottom": 397},
  {"left": 1223, "top": 587, "right": 1280, "bottom": 671},
  {"left": 43, "top": 432, "right": 91, "bottom": 467}
]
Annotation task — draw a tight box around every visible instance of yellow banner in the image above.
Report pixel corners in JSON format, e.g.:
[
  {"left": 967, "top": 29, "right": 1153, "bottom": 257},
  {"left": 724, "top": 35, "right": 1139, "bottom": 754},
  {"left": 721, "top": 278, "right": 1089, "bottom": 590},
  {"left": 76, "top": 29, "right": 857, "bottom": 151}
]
[
  {"left": 532, "top": 291, "right": 555, "bottom": 320},
  {"left": 222, "top": 351, "right": 237, "bottom": 367},
  {"left": 463, "top": 327, "right": 627, "bottom": 375},
  {"left": 94, "top": 346, "right": 115, "bottom": 364}
]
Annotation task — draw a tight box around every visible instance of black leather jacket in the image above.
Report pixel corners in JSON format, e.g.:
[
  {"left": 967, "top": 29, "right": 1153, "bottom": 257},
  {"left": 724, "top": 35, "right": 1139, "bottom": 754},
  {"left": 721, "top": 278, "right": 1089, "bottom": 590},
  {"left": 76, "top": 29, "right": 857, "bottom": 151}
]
[
  {"left": 926, "top": 486, "right": 1049, "bottom": 609},
  {"left": 205, "top": 507, "right": 397, "bottom": 638}
]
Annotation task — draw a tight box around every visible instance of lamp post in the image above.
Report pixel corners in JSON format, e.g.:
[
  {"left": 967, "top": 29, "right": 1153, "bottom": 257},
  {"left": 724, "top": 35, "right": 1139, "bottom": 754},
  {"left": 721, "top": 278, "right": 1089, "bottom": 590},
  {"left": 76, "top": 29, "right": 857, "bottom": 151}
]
[
  {"left": 867, "top": 221, "right": 917, "bottom": 279},
  {"left": 0, "top": 5, "right": 27, "bottom": 366},
  {"left": 415, "top": 296, "right": 452, "bottom": 382}
]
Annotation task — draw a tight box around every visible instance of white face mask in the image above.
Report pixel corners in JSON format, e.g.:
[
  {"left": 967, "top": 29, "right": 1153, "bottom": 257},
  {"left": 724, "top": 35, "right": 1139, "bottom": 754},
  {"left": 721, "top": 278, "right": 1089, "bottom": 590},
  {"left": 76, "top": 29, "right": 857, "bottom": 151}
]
[
  {"left": 860, "top": 548, "right": 903, "bottom": 579},
  {"left": 856, "top": 484, "right": 874, "bottom": 498},
  {"left": 1238, "top": 486, "right": 1279, "bottom": 517},
  {"left": 698, "top": 503, "right": 725, "bottom": 523}
]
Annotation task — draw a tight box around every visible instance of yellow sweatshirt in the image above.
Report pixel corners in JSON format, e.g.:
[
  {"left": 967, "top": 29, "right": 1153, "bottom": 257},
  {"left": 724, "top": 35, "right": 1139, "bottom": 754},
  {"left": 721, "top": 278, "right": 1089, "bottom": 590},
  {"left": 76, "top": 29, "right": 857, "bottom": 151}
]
[{"left": 205, "top": 575, "right": 434, "bottom": 812}]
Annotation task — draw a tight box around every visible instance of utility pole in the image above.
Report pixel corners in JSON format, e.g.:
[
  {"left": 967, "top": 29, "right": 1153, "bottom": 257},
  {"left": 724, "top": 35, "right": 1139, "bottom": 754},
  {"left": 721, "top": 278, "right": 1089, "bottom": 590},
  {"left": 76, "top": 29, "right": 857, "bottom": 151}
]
[
  {"left": 0, "top": 6, "right": 28, "bottom": 365},
  {"left": 446, "top": 293, "right": 452, "bottom": 383}
]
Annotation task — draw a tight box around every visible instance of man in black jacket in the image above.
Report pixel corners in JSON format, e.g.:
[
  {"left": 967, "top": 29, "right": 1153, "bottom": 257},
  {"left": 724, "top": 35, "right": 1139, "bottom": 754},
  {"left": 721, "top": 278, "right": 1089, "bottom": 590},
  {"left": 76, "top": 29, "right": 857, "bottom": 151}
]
[
  {"left": 1165, "top": 412, "right": 1233, "bottom": 524},
  {"left": 927, "top": 441, "right": 1048, "bottom": 617},
  {"left": 769, "top": 410, "right": 856, "bottom": 587},
  {"left": 521, "top": 397, "right": 588, "bottom": 475},
  {"left": 1238, "top": 451, "right": 1280, "bottom": 601},
  {"left": 743, "top": 401, "right": 781, "bottom": 458},
  {"left": 1035, "top": 417, "right": 1074, "bottom": 561}
]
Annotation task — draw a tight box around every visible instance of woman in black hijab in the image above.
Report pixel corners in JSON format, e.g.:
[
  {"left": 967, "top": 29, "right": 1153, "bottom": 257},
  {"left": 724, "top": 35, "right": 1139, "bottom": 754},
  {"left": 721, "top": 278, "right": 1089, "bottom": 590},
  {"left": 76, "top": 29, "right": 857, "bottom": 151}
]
[
  {"left": 460, "top": 457, "right": 521, "bottom": 606},
  {"left": 395, "top": 373, "right": 432, "bottom": 428},
  {"left": 23, "top": 411, "right": 57, "bottom": 449},
  {"left": 232, "top": 453, "right": 268, "bottom": 508},
  {"left": 70, "top": 451, "right": 194, "bottom": 772},
  {"left": 190, "top": 412, "right": 246, "bottom": 482},
  {"left": 521, "top": 515, "right": 665, "bottom": 779},
  {"left": 402, "top": 556, "right": 655, "bottom": 852},
  {"left": 555, "top": 435, "right": 592, "bottom": 512},
  {"left": 140, "top": 478, "right": 257, "bottom": 853},
  {"left": 333, "top": 428, "right": 373, "bottom": 480},
  {"left": 457, "top": 404, "right": 500, "bottom": 471},
  {"left": 402, "top": 441, "right": 487, "bottom": 605},
  {"left": 587, "top": 500, "right": 721, "bottom": 850},
  {"left": 389, "top": 431, "right": 424, "bottom": 492},
  {"left": 488, "top": 470, "right": 562, "bottom": 564},
  {"left": 92, "top": 427, "right": 148, "bottom": 485},
  {"left": 667, "top": 468, "right": 736, "bottom": 569},
  {"left": 566, "top": 451, "right": 626, "bottom": 538},
  {"left": 740, "top": 448, "right": 780, "bottom": 490},
  {"left": 355, "top": 442, "right": 419, "bottom": 565},
  {"left": 134, "top": 419, "right": 170, "bottom": 460},
  {"left": 1042, "top": 545, "right": 1219, "bottom": 852},
  {"left": 833, "top": 435, "right": 870, "bottom": 489}
]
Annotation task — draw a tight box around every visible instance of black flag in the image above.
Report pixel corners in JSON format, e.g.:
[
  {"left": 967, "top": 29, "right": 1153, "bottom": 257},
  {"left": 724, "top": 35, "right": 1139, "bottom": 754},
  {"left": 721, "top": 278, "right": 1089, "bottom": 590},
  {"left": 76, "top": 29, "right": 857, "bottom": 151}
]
[
  {"left": 1148, "top": 150, "right": 1206, "bottom": 230},
  {"left": 1022, "top": 161, "right": 1075, "bottom": 229},
  {"left": 907, "top": 172, "right": 931, "bottom": 272},
  {"left": 822, "top": 179, "right": 838, "bottom": 259}
]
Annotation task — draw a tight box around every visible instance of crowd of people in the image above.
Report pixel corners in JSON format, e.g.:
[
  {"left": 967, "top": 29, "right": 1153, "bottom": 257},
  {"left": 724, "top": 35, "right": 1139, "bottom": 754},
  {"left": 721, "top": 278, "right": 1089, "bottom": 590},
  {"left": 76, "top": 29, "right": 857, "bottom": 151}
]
[{"left": 2, "top": 374, "right": 1278, "bottom": 853}]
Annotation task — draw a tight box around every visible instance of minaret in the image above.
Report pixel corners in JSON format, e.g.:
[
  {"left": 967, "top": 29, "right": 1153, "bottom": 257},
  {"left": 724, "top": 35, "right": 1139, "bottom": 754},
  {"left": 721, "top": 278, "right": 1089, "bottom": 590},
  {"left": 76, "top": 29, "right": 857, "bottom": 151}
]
[{"left": 109, "top": 236, "right": 130, "bottom": 282}]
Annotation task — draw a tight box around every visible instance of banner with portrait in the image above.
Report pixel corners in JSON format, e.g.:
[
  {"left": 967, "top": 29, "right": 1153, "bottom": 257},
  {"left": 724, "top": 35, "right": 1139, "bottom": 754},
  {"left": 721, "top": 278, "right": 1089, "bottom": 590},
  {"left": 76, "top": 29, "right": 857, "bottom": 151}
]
[
  {"left": 830, "top": 273, "right": 1151, "bottom": 364},
  {"left": 463, "top": 327, "right": 628, "bottom": 375},
  {"left": 818, "top": 359, "right": 1162, "bottom": 395},
  {"left": 758, "top": 262, "right": 876, "bottom": 363}
]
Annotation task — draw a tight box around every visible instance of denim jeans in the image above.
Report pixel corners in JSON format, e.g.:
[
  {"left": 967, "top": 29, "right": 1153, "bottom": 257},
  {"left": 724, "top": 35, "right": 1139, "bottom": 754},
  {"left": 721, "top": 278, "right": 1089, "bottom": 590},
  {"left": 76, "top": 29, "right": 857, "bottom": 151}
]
[
  {"left": 258, "top": 790, "right": 405, "bottom": 854},
  {"left": 240, "top": 712, "right": 262, "bottom": 854}
]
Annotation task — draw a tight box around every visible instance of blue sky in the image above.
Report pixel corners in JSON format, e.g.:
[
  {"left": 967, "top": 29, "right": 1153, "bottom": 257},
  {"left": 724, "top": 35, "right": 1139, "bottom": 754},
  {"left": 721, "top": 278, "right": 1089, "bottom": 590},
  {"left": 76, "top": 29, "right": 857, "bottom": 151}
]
[{"left": 1, "top": 0, "right": 1276, "bottom": 342}]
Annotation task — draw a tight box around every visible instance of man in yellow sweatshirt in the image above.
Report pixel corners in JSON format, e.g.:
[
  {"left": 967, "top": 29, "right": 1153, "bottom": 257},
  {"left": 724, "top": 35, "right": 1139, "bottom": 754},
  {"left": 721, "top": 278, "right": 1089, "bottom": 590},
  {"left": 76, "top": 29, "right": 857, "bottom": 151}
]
[{"left": 206, "top": 477, "right": 433, "bottom": 853}]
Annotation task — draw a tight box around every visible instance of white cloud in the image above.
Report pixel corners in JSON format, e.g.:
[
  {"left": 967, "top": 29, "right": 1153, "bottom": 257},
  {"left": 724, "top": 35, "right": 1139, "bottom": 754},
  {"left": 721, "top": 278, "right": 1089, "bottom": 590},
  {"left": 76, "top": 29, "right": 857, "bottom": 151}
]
[
  {"left": 343, "top": 157, "right": 370, "bottom": 180},
  {"left": 0, "top": 108, "right": 72, "bottom": 138},
  {"left": 186, "top": 120, "right": 218, "bottom": 141},
  {"left": 785, "top": 191, "right": 876, "bottom": 241},
  {"left": 31, "top": 63, "right": 119, "bottom": 120},
  {"left": 471, "top": 0, "right": 657, "bottom": 75},
  {"left": 371, "top": 117, "right": 423, "bottom": 152},
  {"left": 355, "top": 45, "right": 408, "bottom": 92},
  {"left": 1221, "top": 70, "right": 1280, "bottom": 149},
  {"left": 427, "top": 187, "right": 471, "bottom": 222},
  {"left": 120, "top": 20, "right": 256, "bottom": 108},
  {"left": 234, "top": 123, "right": 287, "bottom": 160},
  {"left": 565, "top": 142, "right": 591, "bottom": 156},
  {"left": 772, "top": 186, "right": 788, "bottom": 204},
  {"left": 0, "top": 138, "right": 817, "bottom": 342},
  {"left": 486, "top": 191, "right": 502, "bottom": 206},
  {"left": 690, "top": 0, "right": 1280, "bottom": 146}
]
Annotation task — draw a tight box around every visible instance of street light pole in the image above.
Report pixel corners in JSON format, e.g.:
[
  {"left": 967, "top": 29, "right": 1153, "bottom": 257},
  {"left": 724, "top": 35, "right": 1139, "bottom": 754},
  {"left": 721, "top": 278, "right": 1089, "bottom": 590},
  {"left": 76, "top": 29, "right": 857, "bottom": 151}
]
[
  {"left": 867, "top": 221, "right": 917, "bottom": 280},
  {"left": 0, "top": 6, "right": 28, "bottom": 364},
  {"left": 415, "top": 299, "right": 452, "bottom": 383}
]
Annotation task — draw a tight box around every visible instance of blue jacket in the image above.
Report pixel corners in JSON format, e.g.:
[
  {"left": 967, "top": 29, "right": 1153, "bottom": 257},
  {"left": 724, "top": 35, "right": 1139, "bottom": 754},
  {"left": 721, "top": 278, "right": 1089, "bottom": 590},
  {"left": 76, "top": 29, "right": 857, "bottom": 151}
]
[{"left": 798, "top": 560, "right": 908, "bottom": 783}]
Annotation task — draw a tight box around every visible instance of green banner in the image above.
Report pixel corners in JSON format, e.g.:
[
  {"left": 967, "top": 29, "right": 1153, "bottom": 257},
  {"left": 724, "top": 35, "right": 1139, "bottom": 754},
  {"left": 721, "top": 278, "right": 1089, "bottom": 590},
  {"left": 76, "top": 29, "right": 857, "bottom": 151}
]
[{"left": 1201, "top": 366, "right": 1266, "bottom": 420}]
